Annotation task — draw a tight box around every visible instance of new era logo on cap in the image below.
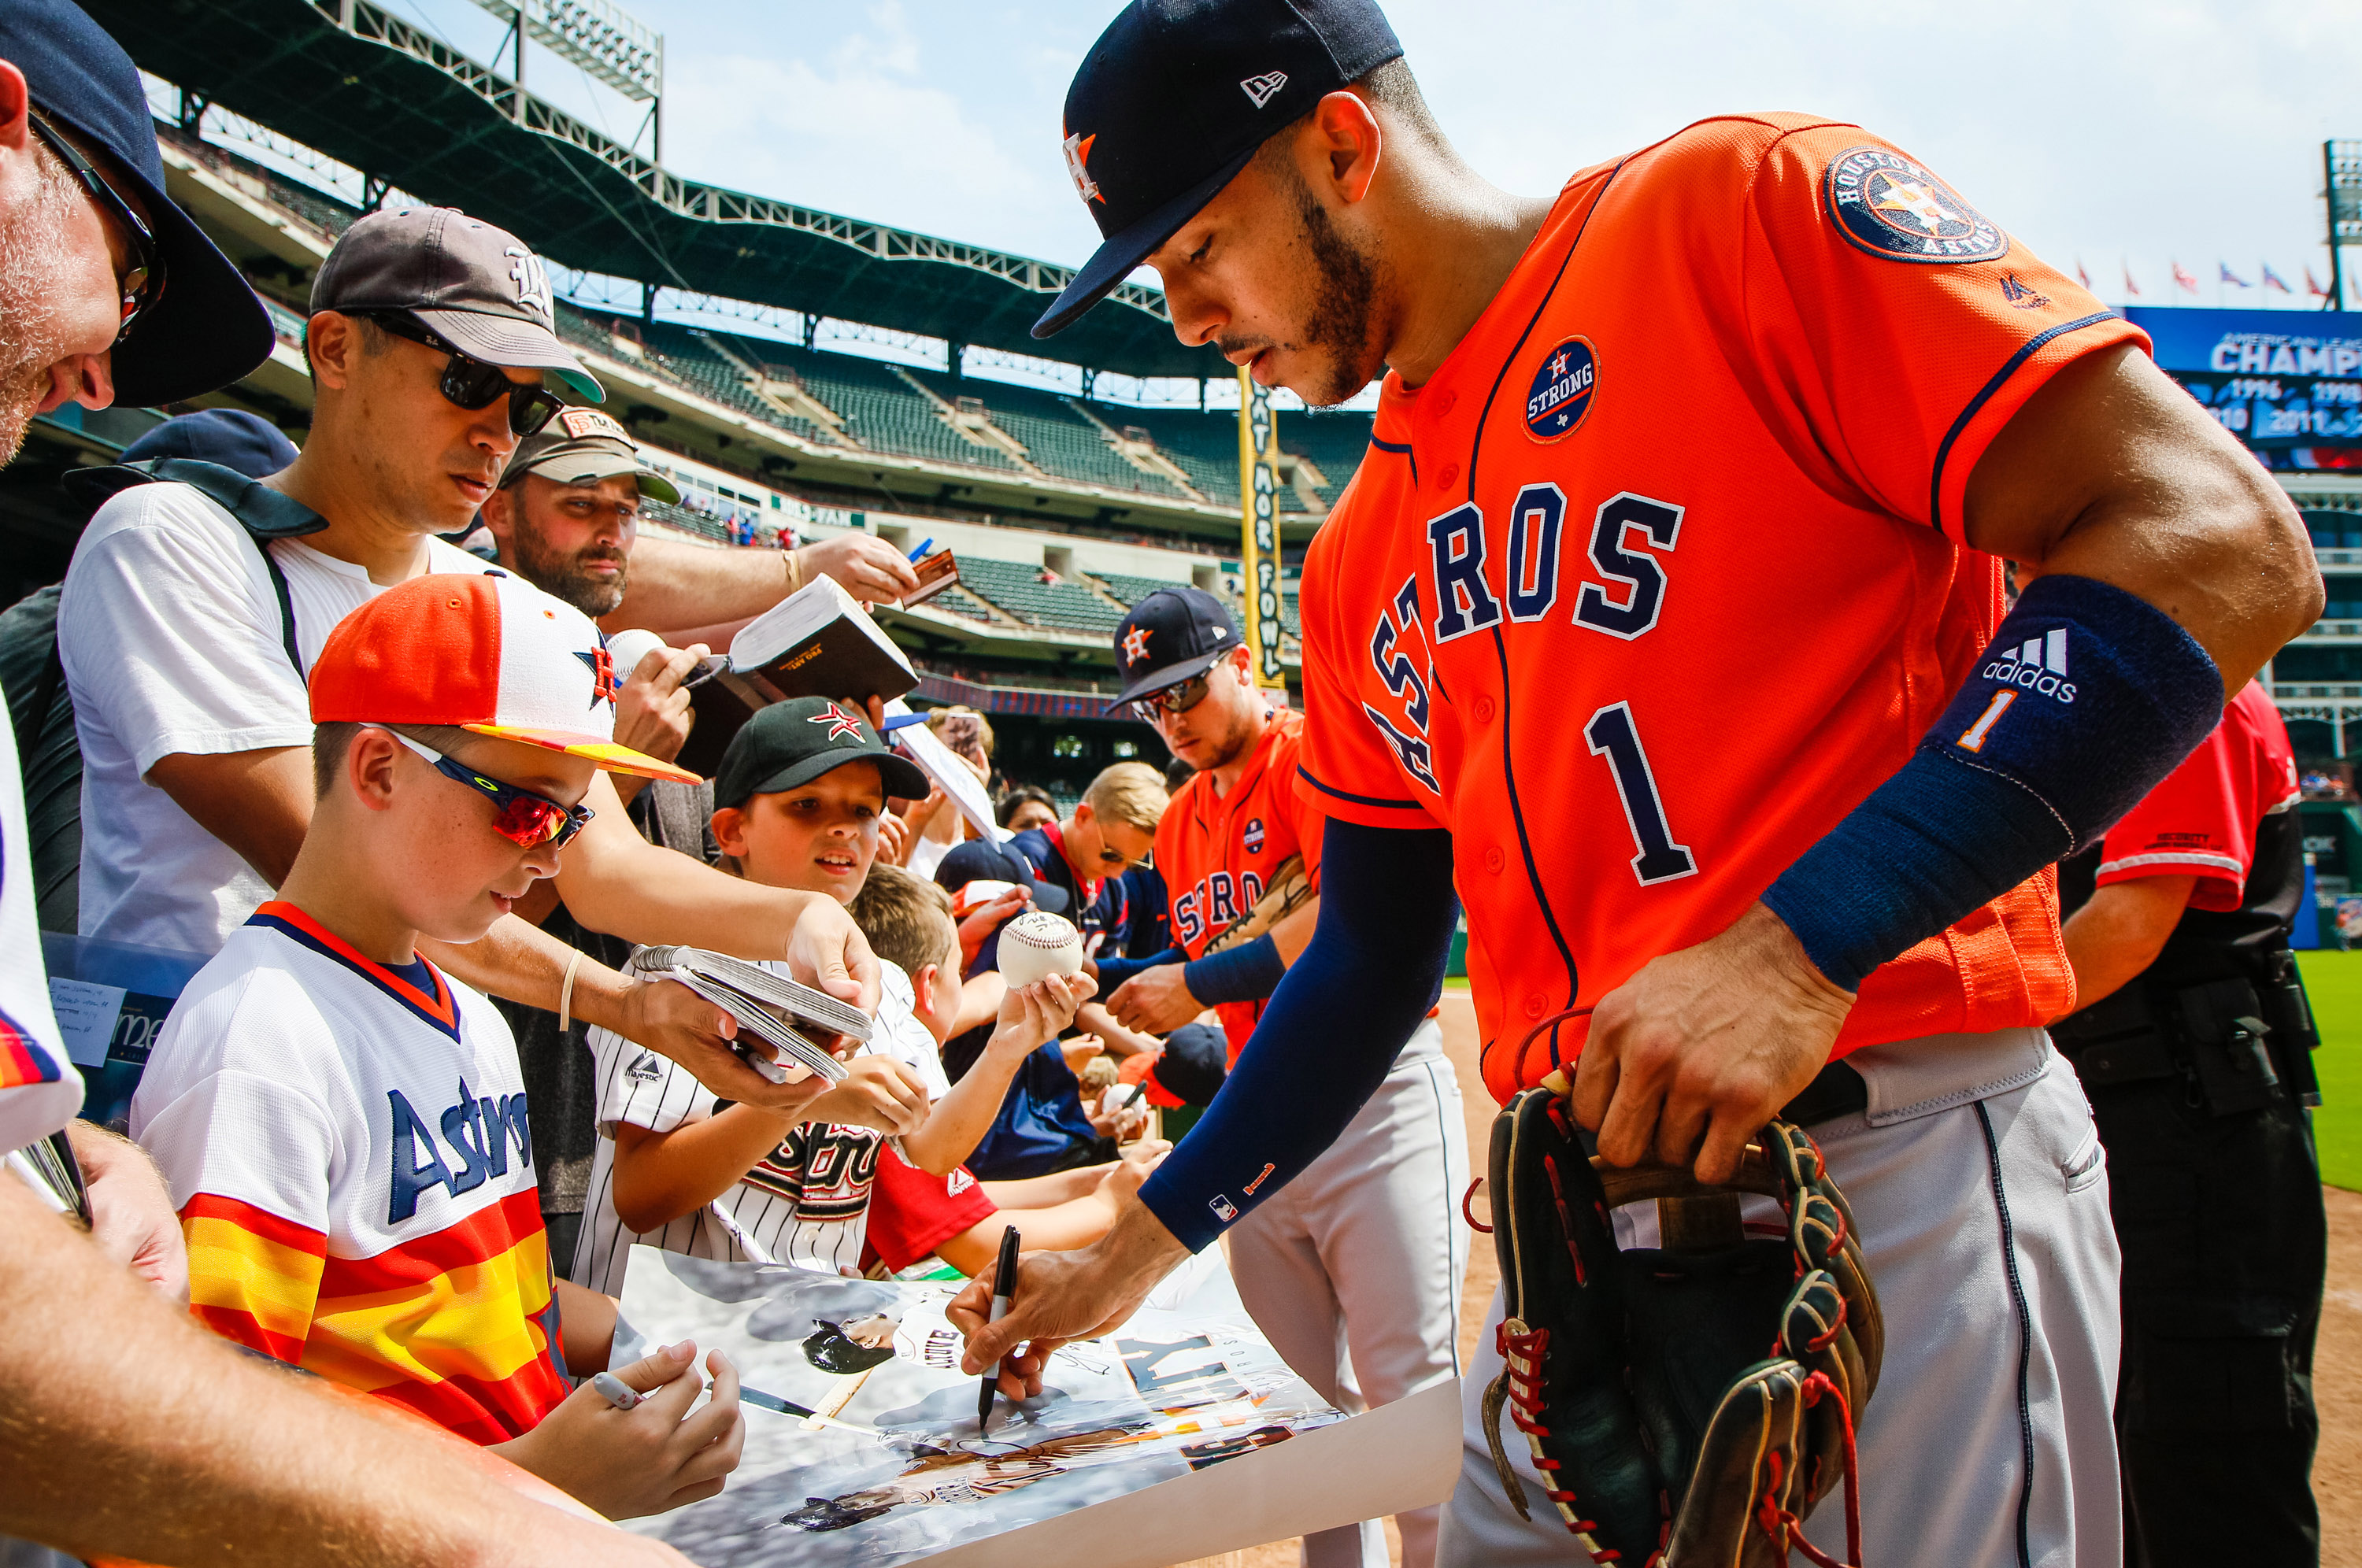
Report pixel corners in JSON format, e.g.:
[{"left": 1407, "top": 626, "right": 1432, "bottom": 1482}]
[{"left": 1240, "top": 70, "right": 1289, "bottom": 107}]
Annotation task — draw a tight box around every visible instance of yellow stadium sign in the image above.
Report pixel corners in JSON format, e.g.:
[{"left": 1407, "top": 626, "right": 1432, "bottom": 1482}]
[{"left": 1235, "top": 368, "right": 1286, "bottom": 691}]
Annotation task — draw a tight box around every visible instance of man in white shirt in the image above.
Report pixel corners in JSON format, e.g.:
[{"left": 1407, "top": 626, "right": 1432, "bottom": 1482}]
[
  {"left": 57, "top": 202, "right": 879, "bottom": 1108},
  {"left": 0, "top": 3, "right": 693, "bottom": 1562}
]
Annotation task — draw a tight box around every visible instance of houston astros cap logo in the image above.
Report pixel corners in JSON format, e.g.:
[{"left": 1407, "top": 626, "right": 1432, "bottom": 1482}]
[
  {"left": 1524, "top": 336, "right": 1598, "bottom": 443},
  {"left": 576, "top": 645, "right": 618, "bottom": 709},
  {"left": 809, "top": 701, "right": 866, "bottom": 741},
  {"left": 1063, "top": 128, "right": 1102, "bottom": 204},
  {"left": 1824, "top": 146, "right": 2005, "bottom": 264},
  {"left": 1123, "top": 625, "right": 1152, "bottom": 664}
]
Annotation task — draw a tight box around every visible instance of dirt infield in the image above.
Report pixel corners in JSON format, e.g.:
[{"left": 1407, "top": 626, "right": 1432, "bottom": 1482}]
[{"left": 1174, "top": 997, "right": 2362, "bottom": 1566}]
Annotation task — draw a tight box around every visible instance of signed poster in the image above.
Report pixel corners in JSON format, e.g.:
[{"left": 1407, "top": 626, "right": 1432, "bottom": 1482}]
[{"left": 613, "top": 1248, "right": 1360, "bottom": 1566}]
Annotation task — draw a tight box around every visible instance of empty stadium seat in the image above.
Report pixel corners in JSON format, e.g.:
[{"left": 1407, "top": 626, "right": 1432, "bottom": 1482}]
[{"left": 957, "top": 557, "right": 1128, "bottom": 634}]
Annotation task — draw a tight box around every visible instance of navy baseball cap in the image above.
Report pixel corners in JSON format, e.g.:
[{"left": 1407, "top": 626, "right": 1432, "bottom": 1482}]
[
  {"left": 2, "top": 0, "right": 274, "bottom": 405},
  {"left": 61, "top": 406, "right": 301, "bottom": 510},
  {"left": 1109, "top": 586, "right": 1242, "bottom": 709},
  {"left": 1034, "top": 0, "right": 1402, "bottom": 338},
  {"left": 934, "top": 837, "right": 1072, "bottom": 917},
  {"left": 713, "top": 696, "right": 929, "bottom": 811}
]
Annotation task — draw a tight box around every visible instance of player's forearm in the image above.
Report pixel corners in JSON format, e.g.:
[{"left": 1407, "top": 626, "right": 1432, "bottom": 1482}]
[
  {"left": 604, "top": 534, "right": 790, "bottom": 634},
  {"left": 610, "top": 1110, "right": 791, "bottom": 1233},
  {"left": 1138, "top": 822, "right": 1457, "bottom": 1252},
  {"left": 0, "top": 1178, "right": 558, "bottom": 1567},
  {"left": 2057, "top": 875, "right": 2195, "bottom": 1015}
]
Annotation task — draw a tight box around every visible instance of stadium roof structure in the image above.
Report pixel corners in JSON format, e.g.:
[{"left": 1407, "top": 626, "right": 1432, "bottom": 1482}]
[{"left": 89, "top": 0, "right": 1226, "bottom": 379}]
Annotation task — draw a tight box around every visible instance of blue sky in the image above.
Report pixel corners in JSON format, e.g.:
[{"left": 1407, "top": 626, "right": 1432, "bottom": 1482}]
[{"left": 395, "top": 0, "right": 2362, "bottom": 312}]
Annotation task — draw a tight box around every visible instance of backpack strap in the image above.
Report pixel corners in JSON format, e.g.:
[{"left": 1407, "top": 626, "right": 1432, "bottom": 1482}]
[{"left": 69, "top": 457, "right": 327, "bottom": 682}]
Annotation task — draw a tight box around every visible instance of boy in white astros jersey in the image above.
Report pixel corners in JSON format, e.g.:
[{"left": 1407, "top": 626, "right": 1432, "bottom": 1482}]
[
  {"left": 574, "top": 697, "right": 1095, "bottom": 1292},
  {"left": 134, "top": 571, "right": 750, "bottom": 1521}
]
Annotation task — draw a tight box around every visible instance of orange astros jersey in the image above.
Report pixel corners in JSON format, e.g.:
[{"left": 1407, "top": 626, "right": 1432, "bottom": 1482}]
[
  {"left": 1157, "top": 707, "right": 1324, "bottom": 1063},
  {"left": 1298, "top": 113, "right": 2142, "bottom": 1108}
]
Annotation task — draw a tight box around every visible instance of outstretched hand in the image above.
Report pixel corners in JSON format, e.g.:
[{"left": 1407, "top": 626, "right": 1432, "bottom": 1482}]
[{"left": 1568, "top": 901, "right": 1853, "bottom": 1184}]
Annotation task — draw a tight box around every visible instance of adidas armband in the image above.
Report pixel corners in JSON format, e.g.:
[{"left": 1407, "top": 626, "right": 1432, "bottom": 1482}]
[{"left": 1762, "top": 574, "right": 2223, "bottom": 992}]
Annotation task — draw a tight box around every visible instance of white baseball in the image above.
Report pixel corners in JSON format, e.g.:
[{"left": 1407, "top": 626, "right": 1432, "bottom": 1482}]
[
  {"left": 603, "top": 627, "right": 668, "bottom": 679},
  {"left": 998, "top": 910, "right": 1083, "bottom": 988}
]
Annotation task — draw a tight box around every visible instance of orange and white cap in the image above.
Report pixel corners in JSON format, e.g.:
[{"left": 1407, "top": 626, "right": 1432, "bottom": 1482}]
[{"left": 310, "top": 571, "right": 698, "bottom": 783}]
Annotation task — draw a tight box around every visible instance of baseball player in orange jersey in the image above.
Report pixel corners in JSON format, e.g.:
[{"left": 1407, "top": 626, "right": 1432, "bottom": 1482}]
[
  {"left": 951, "top": 2, "right": 2321, "bottom": 1564},
  {"left": 1096, "top": 586, "right": 1468, "bottom": 1568}
]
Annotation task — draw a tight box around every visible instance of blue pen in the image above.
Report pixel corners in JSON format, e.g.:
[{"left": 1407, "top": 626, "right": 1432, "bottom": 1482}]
[{"left": 906, "top": 537, "right": 935, "bottom": 561}]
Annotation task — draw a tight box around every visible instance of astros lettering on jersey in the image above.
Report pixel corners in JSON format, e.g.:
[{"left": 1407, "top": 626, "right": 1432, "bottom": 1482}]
[
  {"left": 1298, "top": 114, "right": 2145, "bottom": 1106},
  {"left": 1157, "top": 707, "right": 1324, "bottom": 1063},
  {"left": 132, "top": 904, "right": 567, "bottom": 1444}
]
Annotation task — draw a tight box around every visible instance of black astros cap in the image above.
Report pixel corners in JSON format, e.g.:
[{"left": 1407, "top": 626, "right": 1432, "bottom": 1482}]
[
  {"left": 934, "top": 837, "right": 1071, "bottom": 917},
  {"left": 311, "top": 205, "right": 602, "bottom": 403},
  {"left": 1035, "top": 0, "right": 1401, "bottom": 339},
  {"left": 502, "top": 405, "right": 680, "bottom": 503},
  {"left": 1109, "top": 586, "right": 1241, "bottom": 709},
  {"left": 6, "top": 0, "right": 274, "bottom": 405},
  {"left": 713, "top": 696, "right": 928, "bottom": 812}
]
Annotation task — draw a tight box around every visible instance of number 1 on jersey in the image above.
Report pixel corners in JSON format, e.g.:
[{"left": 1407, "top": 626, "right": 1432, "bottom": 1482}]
[{"left": 1584, "top": 701, "right": 1697, "bottom": 885}]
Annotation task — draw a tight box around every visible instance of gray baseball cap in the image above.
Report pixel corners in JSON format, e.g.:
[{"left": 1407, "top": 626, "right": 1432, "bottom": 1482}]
[
  {"left": 500, "top": 406, "right": 681, "bottom": 502},
  {"left": 310, "top": 206, "right": 602, "bottom": 402}
]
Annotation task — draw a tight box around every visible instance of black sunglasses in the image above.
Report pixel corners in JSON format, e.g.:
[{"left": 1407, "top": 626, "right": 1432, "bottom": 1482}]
[
  {"left": 1131, "top": 670, "right": 1212, "bottom": 724},
  {"left": 28, "top": 113, "right": 163, "bottom": 347},
  {"left": 362, "top": 311, "right": 565, "bottom": 435}
]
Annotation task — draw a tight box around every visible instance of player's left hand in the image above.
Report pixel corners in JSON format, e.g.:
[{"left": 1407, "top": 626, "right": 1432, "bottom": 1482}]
[
  {"left": 1105, "top": 960, "right": 1202, "bottom": 1034},
  {"left": 67, "top": 1119, "right": 188, "bottom": 1302},
  {"left": 1570, "top": 900, "right": 1854, "bottom": 1185}
]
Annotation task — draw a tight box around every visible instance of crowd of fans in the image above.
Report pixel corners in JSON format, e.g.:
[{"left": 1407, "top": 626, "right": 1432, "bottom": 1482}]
[{"left": 0, "top": 10, "right": 1218, "bottom": 1561}]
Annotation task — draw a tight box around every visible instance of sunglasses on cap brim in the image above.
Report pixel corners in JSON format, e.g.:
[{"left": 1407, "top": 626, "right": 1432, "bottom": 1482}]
[
  {"left": 28, "top": 113, "right": 163, "bottom": 348},
  {"left": 391, "top": 732, "right": 594, "bottom": 849},
  {"left": 361, "top": 312, "right": 565, "bottom": 436}
]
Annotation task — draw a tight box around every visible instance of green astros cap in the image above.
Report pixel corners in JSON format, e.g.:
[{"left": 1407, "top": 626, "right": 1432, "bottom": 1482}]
[
  {"left": 714, "top": 697, "right": 931, "bottom": 811},
  {"left": 501, "top": 406, "right": 681, "bottom": 503}
]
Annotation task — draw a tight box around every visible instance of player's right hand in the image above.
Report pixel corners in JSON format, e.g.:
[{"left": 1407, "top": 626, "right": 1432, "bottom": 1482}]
[
  {"left": 803, "top": 1055, "right": 931, "bottom": 1136},
  {"left": 949, "top": 1204, "right": 1190, "bottom": 1399},
  {"left": 491, "top": 1340, "right": 745, "bottom": 1520}
]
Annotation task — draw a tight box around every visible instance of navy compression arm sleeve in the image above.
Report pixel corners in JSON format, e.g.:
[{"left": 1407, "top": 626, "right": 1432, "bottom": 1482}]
[
  {"left": 1183, "top": 935, "right": 1285, "bottom": 1005},
  {"left": 1093, "top": 946, "right": 1183, "bottom": 989},
  {"left": 1138, "top": 820, "right": 1458, "bottom": 1252},
  {"left": 1763, "top": 573, "right": 2222, "bottom": 990}
]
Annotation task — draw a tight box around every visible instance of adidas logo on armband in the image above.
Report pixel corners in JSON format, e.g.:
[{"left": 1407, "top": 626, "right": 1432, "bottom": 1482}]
[{"left": 1979, "top": 628, "right": 2078, "bottom": 704}]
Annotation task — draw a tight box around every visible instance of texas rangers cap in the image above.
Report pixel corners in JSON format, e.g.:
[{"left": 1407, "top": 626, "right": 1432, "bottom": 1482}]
[
  {"left": 934, "top": 837, "right": 1072, "bottom": 917},
  {"left": 309, "top": 570, "right": 696, "bottom": 782},
  {"left": 1108, "top": 586, "right": 1242, "bottom": 709},
  {"left": 1034, "top": 0, "right": 1402, "bottom": 338},
  {"left": 713, "top": 696, "right": 929, "bottom": 812},
  {"left": 501, "top": 405, "right": 681, "bottom": 503},
  {"left": 310, "top": 206, "right": 602, "bottom": 402},
  {"left": 2, "top": 0, "right": 274, "bottom": 405}
]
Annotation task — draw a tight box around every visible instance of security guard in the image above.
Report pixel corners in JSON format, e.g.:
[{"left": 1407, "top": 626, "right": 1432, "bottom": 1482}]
[{"left": 2053, "top": 677, "right": 2326, "bottom": 1567}]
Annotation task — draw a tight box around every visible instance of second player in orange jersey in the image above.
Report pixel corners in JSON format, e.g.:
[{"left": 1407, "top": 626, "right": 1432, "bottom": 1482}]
[{"left": 1101, "top": 587, "right": 1468, "bottom": 1568}]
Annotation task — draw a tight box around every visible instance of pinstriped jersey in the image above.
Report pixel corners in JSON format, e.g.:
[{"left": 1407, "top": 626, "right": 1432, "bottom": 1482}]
[
  {"left": 1297, "top": 113, "right": 2138, "bottom": 1106},
  {"left": 1155, "top": 708, "right": 1324, "bottom": 1063},
  {"left": 131, "top": 904, "right": 566, "bottom": 1446},
  {"left": 571, "top": 960, "right": 950, "bottom": 1295}
]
